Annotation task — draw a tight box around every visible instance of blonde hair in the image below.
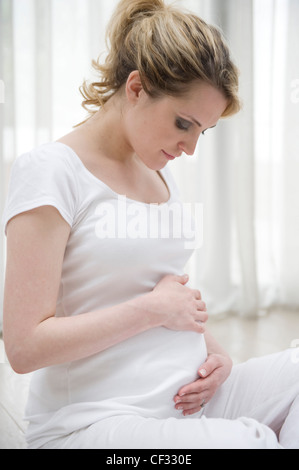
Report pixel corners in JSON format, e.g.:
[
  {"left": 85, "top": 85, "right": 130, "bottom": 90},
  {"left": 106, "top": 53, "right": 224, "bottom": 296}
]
[{"left": 79, "top": 0, "right": 241, "bottom": 122}]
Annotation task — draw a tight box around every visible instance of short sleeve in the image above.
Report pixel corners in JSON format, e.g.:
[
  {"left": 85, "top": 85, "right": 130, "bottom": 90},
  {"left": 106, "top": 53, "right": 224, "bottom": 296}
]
[{"left": 2, "top": 144, "right": 79, "bottom": 235}]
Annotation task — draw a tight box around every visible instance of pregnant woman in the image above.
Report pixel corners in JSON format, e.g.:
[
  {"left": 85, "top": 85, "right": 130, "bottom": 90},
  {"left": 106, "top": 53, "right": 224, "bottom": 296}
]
[{"left": 2, "top": 0, "right": 299, "bottom": 449}]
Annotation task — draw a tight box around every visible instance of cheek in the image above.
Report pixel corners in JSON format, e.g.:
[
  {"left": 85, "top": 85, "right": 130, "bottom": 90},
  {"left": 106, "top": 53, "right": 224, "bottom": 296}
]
[
  {"left": 126, "top": 108, "right": 149, "bottom": 140},
  {"left": 129, "top": 119, "right": 165, "bottom": 150},
  {"left": 125, "top": 104, "right": 177, "bottom": 154}
]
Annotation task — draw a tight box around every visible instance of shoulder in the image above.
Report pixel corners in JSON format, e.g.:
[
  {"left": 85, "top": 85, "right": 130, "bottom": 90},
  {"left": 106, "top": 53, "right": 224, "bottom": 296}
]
[
  {"left": 3, "top": 143, "right": 82, "bottom": 233},
  {"left": 10, "top": 142, "right": 83, "bottom": 200},
  {"left": 13, "top": 142, "right": 81, "bottom": 175}
]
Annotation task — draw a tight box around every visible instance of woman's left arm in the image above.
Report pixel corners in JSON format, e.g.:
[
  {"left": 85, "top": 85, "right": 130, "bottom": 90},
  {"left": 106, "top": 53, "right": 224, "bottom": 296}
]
[{"left": 173, "top": 330, "right": 233, "bottom": 416}]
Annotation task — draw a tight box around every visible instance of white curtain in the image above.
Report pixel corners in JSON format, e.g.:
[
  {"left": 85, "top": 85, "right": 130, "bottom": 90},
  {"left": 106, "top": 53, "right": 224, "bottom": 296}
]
[
  {"left": 174, "top": 0, "right": 299, "bottom": 316},
  {"left": 0, "top": 0, "right": 298, "bottom": 331}
]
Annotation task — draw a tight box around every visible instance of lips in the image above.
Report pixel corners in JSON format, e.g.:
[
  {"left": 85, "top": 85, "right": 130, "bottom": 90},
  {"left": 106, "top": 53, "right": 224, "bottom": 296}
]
[{"left": 162, "top": 150, "right": 176, "bottom": 160}]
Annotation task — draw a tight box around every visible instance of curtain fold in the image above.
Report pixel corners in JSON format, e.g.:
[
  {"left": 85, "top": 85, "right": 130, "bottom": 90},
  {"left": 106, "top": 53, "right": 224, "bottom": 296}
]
[
  {"left": 280, "top": 0, "right": 299, "bottom": 307},
  {"left": 0, "top": 0, "right": 298, "bottom": 329},
  {"left": 172, "top": 0, "right": 299, "bottom": 316},
  {"left": 0, "top": 0, "right": 15, "bottom": 332},
  {"left": 173, "top": 0, "right": 259, "bottom": 315},
  {"left": 225, "top": 0, "right": 259, "bottom": 315},
  {"left": 34, "top": 0, "right": 53, "bottom": 144}
]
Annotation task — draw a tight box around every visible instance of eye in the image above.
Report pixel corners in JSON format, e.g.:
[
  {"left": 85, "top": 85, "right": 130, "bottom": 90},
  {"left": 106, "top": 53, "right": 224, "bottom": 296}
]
[
  {"left": 175, "top": 118, "right": 192, "bottom": 131},
  {"left": 202, "top": 130, "right": 206, "bottom": 136}
]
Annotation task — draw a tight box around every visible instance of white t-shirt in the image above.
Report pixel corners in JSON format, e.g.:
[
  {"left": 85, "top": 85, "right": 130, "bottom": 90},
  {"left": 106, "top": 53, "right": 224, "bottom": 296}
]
[{"left": 2, "top": 142, "right": 207, "bottom": 448}]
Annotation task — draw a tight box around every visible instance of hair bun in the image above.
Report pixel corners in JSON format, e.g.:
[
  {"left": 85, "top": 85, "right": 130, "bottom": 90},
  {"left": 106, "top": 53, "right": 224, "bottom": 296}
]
[
  {"left": 78, "top": 0, "right": 241, "bottom": 123},
  {"left": 116, "top": 0, "right": 165, "bottom": 19},
  {"left": 106, "top": 0, "right": 165, "bottom": 47}
]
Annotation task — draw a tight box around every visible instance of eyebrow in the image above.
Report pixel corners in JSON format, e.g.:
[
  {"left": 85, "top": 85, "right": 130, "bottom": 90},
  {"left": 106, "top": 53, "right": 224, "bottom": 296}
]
[
  {"left": 187, "top": 116, "right": 202, "bottom": 127},
  {"left": 184, "top": 115, "right": 217, "bottom": 130}
]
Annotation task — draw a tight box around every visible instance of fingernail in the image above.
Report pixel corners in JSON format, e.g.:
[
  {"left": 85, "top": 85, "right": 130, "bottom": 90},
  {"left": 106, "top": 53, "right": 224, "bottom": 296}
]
[{"left": 199, "top": 368, "right": 207, "bottom": 377}]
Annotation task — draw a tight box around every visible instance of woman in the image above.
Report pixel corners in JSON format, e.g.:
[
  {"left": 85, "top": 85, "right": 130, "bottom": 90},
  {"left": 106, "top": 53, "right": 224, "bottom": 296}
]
[{"left": 2, "top": 0, "right": 299, "bottom": 449}]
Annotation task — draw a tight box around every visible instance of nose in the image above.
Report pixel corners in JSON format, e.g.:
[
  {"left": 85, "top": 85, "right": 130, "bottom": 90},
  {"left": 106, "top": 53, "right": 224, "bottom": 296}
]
[{"left": 178, "top": 134, "right": 199, "bottom": 156}]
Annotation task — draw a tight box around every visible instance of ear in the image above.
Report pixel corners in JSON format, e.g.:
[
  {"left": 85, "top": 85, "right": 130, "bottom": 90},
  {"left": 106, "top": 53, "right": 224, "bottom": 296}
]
[{"left": 126, "top": 70, "right": 144, "bottom": 103}]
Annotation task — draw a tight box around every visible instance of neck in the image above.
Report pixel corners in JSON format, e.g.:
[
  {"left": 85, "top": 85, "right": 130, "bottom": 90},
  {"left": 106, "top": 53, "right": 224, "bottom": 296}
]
[{"left": 78, "top": 94, "right": 135, "bottom": 165}]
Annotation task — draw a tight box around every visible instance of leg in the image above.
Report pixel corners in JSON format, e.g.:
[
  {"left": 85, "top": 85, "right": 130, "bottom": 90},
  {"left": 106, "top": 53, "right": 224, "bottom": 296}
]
[
  {"left": 40, "top": 413, "right": 281, "bottom": 449},
  {"left": 279, "top": 394, "right": 299, "bottom": 449},
  {"left": 204, "top": 349, "right": 299, "bottom": 448},
  {"left": 39, "top": 349, "right": 299, "bottom": 449}
]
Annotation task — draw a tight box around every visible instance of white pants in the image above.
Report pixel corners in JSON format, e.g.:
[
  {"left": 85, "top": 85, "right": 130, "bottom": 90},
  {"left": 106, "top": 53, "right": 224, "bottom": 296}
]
[{"left": 41, "top": 349, "right": 299, "bottom": 449}]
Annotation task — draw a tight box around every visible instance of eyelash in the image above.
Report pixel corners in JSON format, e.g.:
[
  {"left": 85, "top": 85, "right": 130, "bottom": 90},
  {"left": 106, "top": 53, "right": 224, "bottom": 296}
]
[
  {"left": 176, "top": 118, "right": 206, "bottom": 136},
  {"left": 176, "top": 118, "right": 191, "bottom": 131}
]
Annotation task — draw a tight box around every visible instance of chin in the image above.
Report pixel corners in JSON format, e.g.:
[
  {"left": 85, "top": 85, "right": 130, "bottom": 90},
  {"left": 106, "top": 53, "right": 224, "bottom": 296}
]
[
  {"left": 150, "top": 161, "right": 168, "bottom": 171},
  {"left": 137, "top": 154, "right": 168, "bottom": 172}
]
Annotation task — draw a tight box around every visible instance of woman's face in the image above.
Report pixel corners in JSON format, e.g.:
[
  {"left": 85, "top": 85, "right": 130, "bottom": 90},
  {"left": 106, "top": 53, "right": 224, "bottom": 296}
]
[{"left": 124, "top": 73, "right": 228, "bottom": 170}]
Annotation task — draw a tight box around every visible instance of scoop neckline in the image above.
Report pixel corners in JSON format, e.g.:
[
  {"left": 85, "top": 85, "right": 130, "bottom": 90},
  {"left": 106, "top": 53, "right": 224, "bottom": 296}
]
[{"left": 53, "top": 141, "right": 173, "bottom": 207}]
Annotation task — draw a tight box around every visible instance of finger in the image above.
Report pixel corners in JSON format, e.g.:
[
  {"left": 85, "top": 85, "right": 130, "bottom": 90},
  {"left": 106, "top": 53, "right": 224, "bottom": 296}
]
[
  {"left": 176, "top": 401, "right": 200, "bottom": 412},
  {"left": 195, "top": 310, "right": 208, "bottom": 323},
  {"left": 175, "top": 398, "right": 208, "bottom": 415},
  {"left": 198, "top": 367, "right": 208, "bottom": 378},
  {"left": 198, "top": 354, "right": 221, "bottom": 378},
  {"left": 176, "top": 379, "right": 206, "bottom": 398},
  {"left": 178, "top": 399, "right": 206, "bottom": 411},
  {"left": 191, "top": 320, "right": 206, "bottom": 334},
  {"left": 193, "top": 312, "right": 208, "bottom": 327},
  {"left": 183, "top": 406, "right": 204, "bottom": 416},
  {"left": 175, "top": 392, "right": 205, "bottom": 405},
  {"left": 160, "top": 273, "right": 189, "bottom": 286},
  {"left": 181, "top": 397, "right": 208, "bottom": 414},
  {"left": 192, "top": 289, "right": 202, "bottom": 300},
  {"left": 176, "top": 274, "right": 189, "bottom": 285},
  {"left": 196, "top": 300, "right": 207, "bottom": 311}
]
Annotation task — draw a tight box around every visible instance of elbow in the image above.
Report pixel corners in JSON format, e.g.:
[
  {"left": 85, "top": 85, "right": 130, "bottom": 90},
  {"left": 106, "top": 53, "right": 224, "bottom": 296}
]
[
  {"left": 7, "top": 354, "right": 35, "bottom": 375},
  {"left": 5, "top": 351, "right": 31, "bottom": 375},
  {"left": 3, "top": 337, "right": 36, "bottom": 375},
  {"left": 9, "top": 359, "right": 33, "bottom": 375}
]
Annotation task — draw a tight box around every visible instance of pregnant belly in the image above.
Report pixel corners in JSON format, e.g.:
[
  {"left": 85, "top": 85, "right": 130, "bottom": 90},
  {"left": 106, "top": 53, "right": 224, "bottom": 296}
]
[{"left": 69, "top": 327, "right": 207, "bottom": 417}]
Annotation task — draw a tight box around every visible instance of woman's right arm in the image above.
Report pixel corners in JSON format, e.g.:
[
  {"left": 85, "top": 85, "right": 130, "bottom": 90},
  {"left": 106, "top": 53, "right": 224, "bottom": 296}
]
[{"left": 3, "top": 205, "right": 207, "bottom": 374}]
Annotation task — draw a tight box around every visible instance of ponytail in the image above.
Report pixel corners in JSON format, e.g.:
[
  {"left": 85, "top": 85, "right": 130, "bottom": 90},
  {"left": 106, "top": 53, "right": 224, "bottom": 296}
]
[{"left": 78, "top": 0, "right": 240, "bottom": 122}]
